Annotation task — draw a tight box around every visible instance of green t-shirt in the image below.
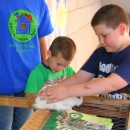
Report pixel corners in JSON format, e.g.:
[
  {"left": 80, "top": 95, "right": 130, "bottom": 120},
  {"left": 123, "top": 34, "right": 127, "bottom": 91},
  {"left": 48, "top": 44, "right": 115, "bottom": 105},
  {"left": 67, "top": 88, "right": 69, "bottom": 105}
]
[{"left": 25, "top": 62, "right": 75, "bottom": 94}]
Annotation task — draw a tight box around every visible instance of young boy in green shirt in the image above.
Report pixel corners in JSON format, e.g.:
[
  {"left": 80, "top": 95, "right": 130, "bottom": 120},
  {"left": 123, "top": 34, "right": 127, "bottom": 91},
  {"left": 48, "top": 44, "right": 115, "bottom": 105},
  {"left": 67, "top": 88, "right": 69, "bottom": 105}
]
[{"left": 25, "top": 36, "right": 76, "bottom": 98}]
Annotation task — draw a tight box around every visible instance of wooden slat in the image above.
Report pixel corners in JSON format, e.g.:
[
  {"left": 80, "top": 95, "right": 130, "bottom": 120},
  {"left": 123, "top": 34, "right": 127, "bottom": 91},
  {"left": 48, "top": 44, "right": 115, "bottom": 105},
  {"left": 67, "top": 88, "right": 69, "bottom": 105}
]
[
  {"left": 0, "top": 95, "right": 34, "bottom": 108},
  {"left": 20, "top": 109, "right": 53, "bottom": 130},
  {"left": 83, "top": 96, "right": 130, "bottom": 107},
  {"left": 0, "top": 96, "right": 130, "bottom": 109},
  {"left": 73, "top": 105, "right": 129, "bottom": 118}
]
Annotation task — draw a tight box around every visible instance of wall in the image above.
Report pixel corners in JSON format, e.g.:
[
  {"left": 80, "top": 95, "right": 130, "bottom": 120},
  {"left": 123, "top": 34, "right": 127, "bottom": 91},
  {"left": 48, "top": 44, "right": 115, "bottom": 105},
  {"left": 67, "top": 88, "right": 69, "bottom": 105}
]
[
  {"left": 100, "top": 0, "right": 130, "bottom": 19},
  {"left": 46, "top": 0, "right": 102, "bottom": 72},
  {"left": 45, "top": 0, "right": 68, "bottom": 43},
  {"left": 67, "top": 0, "right": 101, "bottom": 71}
]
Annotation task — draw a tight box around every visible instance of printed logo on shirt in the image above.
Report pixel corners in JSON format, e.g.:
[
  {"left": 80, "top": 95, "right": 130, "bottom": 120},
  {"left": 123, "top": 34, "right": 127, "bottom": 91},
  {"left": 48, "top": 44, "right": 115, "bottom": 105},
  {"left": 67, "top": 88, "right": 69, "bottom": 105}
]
[
  {"left": 45, "top": 76, "right": 66, "bottom": 85},
  {"left": 100, "top": 93, "right": 130, "bottom": 100},
  {"left": 98, "top": 62, "right": 118, "bottom": 78},
  {"left": 8, "top": 10, "right": 37, "bottom": 43}
]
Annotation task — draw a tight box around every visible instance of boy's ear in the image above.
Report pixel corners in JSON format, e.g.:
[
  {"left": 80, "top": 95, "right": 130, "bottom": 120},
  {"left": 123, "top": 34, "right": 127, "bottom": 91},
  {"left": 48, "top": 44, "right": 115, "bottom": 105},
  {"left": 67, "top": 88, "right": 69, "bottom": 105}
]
[
  {"left": 47, "top": 50, "right": 52, "bottom": 57},
  {"left": 119, "top": 23, "right": 125, "bottom": 35}
]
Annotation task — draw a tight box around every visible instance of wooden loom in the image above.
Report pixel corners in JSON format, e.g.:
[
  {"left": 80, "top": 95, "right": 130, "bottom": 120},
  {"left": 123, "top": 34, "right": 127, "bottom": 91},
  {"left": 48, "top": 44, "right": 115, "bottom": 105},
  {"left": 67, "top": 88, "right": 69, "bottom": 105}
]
[{"left": 0, "top": 95, "right": 130, "bottom": 130}]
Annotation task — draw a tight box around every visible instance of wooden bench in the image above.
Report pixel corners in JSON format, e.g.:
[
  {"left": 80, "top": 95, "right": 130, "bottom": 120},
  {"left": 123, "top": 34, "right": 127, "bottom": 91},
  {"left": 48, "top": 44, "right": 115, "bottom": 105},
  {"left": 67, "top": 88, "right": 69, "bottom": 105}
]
[{"left": 0, "top": 95, "right": 129, "bottom": 130}]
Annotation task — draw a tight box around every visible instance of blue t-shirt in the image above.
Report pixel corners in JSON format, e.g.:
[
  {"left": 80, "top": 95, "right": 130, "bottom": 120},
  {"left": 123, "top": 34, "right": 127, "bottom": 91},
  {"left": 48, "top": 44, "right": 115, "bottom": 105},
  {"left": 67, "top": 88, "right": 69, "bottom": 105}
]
[
  {"left": 81, "top": 46, "right": 130, "bottom": 99},
  {"left": 0, "top": 0, "right": 53, "bottom": 94}
]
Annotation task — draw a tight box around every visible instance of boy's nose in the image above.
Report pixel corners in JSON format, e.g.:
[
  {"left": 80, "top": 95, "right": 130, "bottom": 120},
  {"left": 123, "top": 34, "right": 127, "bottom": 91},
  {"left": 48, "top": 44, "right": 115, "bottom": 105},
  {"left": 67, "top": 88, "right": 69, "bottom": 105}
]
[{"left": 99, "top": 38, "right": 104, "bottom": 44}]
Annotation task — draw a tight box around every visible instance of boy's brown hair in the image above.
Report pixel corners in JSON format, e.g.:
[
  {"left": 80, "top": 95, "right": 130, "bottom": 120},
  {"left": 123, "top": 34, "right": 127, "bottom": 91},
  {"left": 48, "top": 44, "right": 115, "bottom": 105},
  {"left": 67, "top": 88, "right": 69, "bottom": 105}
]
[
  {"left": 91, "top": 4, "right": 129, "bottom": 32},
  {"left": 49, "top": 36, "right": 76, "bottom": 61}
]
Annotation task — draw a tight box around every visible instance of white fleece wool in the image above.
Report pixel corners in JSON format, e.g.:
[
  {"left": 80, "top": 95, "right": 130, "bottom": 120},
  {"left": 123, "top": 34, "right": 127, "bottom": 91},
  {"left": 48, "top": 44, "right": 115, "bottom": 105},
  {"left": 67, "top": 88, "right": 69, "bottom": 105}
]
[{"left": 33, "top": 86, "right": 83, "bottom": 111}]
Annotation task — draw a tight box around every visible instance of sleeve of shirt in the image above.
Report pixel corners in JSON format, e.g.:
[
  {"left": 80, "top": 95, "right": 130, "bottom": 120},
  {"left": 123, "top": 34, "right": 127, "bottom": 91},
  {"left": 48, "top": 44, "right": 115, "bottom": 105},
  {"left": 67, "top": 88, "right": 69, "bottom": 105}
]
[
  {"left": 114, "top": 54, "right": 130, "bottom": 84},
  {"left": 24, "top": 69, "right": 44, "bottom": 94},
  {"left": 67, "top": 65, "right": 75, "bottom": 76},
  {"left": 81, "top": 48, "right": 100, "bottom": 75}
]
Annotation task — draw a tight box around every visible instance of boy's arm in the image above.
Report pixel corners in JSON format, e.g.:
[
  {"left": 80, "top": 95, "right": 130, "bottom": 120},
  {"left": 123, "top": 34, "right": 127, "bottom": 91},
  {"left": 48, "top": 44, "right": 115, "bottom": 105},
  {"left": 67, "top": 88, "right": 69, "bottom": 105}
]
[
  {"left": 68, "top": 73, "right": 128, "bottom": 97},
  {"left": 58, "top": 70, "right": 95, "bottom": 86},
  {"left": 39, "top": 73, "right": 128, "bottom": 103},
  {"left": 39, "top": 37, "right": 48, "bottom": 62}
]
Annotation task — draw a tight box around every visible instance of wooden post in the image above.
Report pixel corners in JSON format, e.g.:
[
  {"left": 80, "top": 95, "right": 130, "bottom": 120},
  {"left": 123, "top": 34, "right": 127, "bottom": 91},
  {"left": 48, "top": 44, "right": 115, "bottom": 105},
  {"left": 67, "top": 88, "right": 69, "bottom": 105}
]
[{"left": 20, "top": 109, "right": 53, "bottom": 130}]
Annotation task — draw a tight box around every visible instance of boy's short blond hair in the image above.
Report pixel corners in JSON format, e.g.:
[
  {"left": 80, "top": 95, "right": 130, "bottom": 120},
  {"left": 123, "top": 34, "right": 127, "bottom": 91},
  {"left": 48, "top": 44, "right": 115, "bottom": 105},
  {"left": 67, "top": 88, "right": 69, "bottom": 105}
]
[
  {"left": 91, "top": 4, "right": 129, "bottom": 32},
  {"left": 50, "top": 36, "right": 76, "bottom": 61}
]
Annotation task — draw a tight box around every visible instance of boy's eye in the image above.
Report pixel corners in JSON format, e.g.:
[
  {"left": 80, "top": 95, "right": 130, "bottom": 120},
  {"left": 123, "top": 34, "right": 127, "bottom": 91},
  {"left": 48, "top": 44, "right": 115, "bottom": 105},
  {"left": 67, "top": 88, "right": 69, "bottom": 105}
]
[
  {"left": 57, "top": 63, "right": 60, "bottom": 66},
  {"left": 56, "top": 63, "right": 66, "bottom": 68},
  {"left": 103, "top": 34, "right": 107, "bottom": 37}
]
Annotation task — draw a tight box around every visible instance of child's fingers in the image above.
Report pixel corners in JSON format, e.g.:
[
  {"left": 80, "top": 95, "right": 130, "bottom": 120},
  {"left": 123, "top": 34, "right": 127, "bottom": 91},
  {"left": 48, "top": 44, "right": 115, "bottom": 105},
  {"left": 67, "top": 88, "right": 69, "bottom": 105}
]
[
  {"left": 39, "top": 94, "right": 58, "bottom": 103},
  {"left": 38, "top": 89, "right": 50, "bottom": 96},
  {"left": 46, "top": 98, "right": 59, "bottom": 104}
]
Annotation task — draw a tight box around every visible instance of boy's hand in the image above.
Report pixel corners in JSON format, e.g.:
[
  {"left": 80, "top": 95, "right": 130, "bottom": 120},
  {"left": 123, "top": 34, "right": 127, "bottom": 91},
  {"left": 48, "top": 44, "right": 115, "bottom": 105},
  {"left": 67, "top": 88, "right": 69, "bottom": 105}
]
[{"left": 38, "top": 85, "right": 69, "bottom": 103}]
